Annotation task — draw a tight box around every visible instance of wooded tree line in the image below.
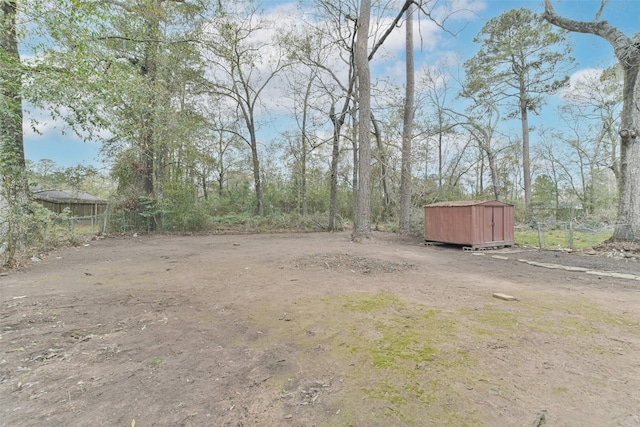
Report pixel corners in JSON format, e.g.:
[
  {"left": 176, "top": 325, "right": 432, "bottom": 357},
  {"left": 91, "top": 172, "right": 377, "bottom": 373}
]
[{"left": 1, "top": 0, "right": 639, "bottom": 263}]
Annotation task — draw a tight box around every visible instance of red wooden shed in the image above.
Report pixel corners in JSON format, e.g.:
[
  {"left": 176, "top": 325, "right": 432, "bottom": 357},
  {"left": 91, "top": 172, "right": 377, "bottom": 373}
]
[{"left": 424, "top": 200, "right": 514, "bottom": 249}]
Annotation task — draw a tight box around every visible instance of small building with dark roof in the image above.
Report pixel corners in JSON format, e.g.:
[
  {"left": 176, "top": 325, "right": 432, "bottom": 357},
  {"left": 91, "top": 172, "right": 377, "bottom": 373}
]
[{"left": 33, "top": 189, "right": 108, "bottom": 217}]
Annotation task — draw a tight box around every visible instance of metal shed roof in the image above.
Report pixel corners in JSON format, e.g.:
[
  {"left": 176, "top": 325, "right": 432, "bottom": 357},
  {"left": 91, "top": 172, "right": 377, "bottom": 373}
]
[
  {"left": 33, "top": 189, "right": 107, "bottom": 204},
  {"left": 425, "top": 200, "right": 513, "bottom": 208}
]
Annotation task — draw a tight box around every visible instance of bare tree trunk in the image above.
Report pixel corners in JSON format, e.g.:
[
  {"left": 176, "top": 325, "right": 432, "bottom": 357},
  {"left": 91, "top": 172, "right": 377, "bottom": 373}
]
[
  {"left": 0, "top": 1, "right": 24, "bottom": 170},
  {"left": 328, "top": 104, "right": 341, "bottom": 231},
  {"left": 140, "top": 1, "right": 161, "bottom": 201},
  {"left": 543, "top": 0, "right": 640, "bottom": 242},
  {"left": 236, "top": 82, "right": 264, "bottom": 216},
  {"left": 217, "top": 135, "right": 225, "bottom": 197},
  {"left": 248, "top": 136, "right": 264, "bottom": 216},
  {"left": 486, "top": 149, "right": 500, "bottom": 201},
  {"left": 328, "top": 78, "right": 354, "bottom": 231},
  {"left": 615, "top": 66, "right": 640, "bottom": 240},
  {"left": 398, "top": 4, "right": 414, "bottom": 234},
  {"left": 301, "top": 144, "right": 307, "bottom": 217},
  {"left": 300, "top": 78, "right": 314, "bottom": 217},
  {"left": 135, "top": 0, "right": 163, "bottom": 231},
  {"left": 520, "top": 90, "right": 532, "bottom": 223},
  {"left": 352, "top": 0, "right": 372, "bottom": 240},
  {"left": 476, "top": 130, "right": 500, "bottom": 201},
  {"left": 438, "top": 124, "right": 443, "bottom": 189},
  {"left": 1, "top": 0, "right": 29, "bottom": 265},
  {"left": 217, "top": 172, "right": 224, "bottom": 197},
  {"left": 477, "top": 147, "right": 484, "bottom": 195},
  {"left": 351, "top": 102, "right": 358, "bottom": 222},
  {"left": 371, "top": 113, "right": 390, "bottom": 216},
  {"left": 201, "top": 175, "right": 208, "bottom": 201}
]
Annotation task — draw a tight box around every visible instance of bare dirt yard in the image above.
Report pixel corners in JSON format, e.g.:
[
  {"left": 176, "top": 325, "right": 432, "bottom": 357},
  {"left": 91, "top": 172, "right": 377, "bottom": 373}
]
[{"left": 1, "top": 231, "right": 640, "bottom": 427}]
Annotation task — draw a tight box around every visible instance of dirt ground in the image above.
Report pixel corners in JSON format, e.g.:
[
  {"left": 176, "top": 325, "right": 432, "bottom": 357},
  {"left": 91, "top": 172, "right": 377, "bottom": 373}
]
[{"left": 1, "top": 231, "right": 639, "bottom": 427}]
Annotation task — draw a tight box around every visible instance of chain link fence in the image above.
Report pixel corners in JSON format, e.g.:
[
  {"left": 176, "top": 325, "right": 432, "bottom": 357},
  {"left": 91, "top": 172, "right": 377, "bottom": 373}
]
[
  {"left": 519, "top": 221, "right": 616, "bottom": 250},
  {"left": 31, "top": 212, "right": 109, "bottom": 252}
]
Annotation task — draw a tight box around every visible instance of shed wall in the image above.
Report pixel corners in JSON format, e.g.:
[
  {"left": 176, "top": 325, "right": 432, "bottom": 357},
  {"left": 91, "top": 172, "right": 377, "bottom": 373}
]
[
  {"left": 424, "top": 201, "right": 514, "bottom": 247},
  {"left": 424, "top": 206, "right": 473, "bottom": 244},
  {"left": 35, "top": 200, "right": 107, "bottom": 217}
]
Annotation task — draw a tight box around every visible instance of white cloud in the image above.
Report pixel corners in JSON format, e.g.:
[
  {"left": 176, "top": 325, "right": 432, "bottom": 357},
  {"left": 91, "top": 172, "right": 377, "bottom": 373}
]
[
  {"left": 22, "top": 107, "right": 75, "bottom": 140},
  {"left": 367, "top": 0, "right": 486, "bottom": 88},
  {"left": 560, "top": 67, "right": 621, "bottom": 105},
  {"left": 567, "top": 67, "right": 603, "bottom": 86},
  {"left": 439, "top": 0, "right": 488, "bottom": 21}
]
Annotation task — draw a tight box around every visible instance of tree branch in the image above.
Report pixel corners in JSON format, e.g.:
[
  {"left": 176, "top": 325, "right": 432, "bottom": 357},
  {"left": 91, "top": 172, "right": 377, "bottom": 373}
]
[
  {"left": 368, "top": 0, "right": 462, "bottom": 62},
  {"left": 594, "top": 0, "right": 609, "bottom": 21},
  {"left": 368, "top": 0, "right": 413, "bottom": 61},
  {"left": 96, "top": 35, "right": 199, "bottom": 44},
  {"left": 543, "top": 0, "right": 635, "bottom": 66}
]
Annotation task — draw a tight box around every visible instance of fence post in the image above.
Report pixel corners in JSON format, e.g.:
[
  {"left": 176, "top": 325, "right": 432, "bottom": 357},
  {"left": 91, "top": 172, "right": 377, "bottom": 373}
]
[
  {"left": 537, "top": 222, "right": 543, "bottom": 249},
  {"left": 102, "top": 203, "right": 110, "bottom": 234},
  {"left": 569, "top": 221, "right": 573, "bottom": 249}
]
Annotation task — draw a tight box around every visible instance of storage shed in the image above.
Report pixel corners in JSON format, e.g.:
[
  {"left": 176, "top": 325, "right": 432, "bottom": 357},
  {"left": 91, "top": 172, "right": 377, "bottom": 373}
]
[
  {"left": 33, "top": 189, "right": 108, "bottom": 217},
  {"left": 424, "top": 200, "right": 514, "bottom": 249}
]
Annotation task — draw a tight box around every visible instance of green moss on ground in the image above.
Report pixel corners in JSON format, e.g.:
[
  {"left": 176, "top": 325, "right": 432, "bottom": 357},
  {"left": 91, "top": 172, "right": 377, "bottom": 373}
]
[{"left": 250, "top": 291, "right": 639, "bottom": 426}]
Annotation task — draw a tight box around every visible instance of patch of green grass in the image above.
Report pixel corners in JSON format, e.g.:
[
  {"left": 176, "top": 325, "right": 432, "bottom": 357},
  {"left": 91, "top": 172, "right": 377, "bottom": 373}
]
[
  {"left": 461, "top": 300, "right": 608, "bottom": 339},
  {"left": 515, "top": 228, "right": 612, "bottom": 249},
  {"left": 369, "top": 319, "right": 437, "bottom": 370},
  {"left": 365, "top": 380, "right": 407, "bottom": 406},
  {"left": 557, "top": 299, "right": 640, "bottom": 336},
  {"left": 342, "top": 292, "right": 406, "bottom": 312},
  {"left": 464, "top": 306, "right": 520, "bottom": 333}
]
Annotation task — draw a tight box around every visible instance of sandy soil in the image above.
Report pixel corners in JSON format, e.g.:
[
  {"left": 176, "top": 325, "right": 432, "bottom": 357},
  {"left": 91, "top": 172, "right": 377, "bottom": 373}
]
[{"left": 1, "top": 231, "right": 639, "bottom": 427}]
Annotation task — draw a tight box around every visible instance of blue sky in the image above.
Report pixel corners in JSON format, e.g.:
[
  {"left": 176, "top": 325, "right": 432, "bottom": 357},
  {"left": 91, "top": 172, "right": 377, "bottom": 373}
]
[{"left": 22, "top": 0, "right": 639, "bottom": 170}]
